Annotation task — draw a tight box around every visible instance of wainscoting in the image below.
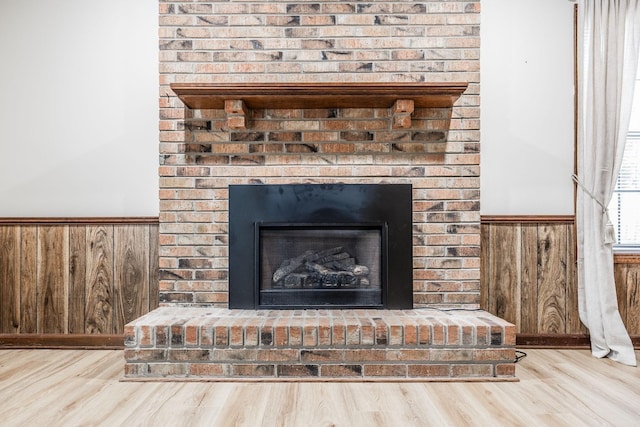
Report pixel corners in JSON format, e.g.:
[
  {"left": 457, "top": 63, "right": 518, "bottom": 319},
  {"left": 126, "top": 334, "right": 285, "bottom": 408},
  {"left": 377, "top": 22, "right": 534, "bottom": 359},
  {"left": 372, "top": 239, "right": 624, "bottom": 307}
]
[
  {"left": 0, "top": 218, "right": 158, "bottom": 346},
  {"left": 481, "top": 217, "right": 640, "bottom": 346},
  {"left": 2, "top": 216, "right": 639, "bottom": 348}
]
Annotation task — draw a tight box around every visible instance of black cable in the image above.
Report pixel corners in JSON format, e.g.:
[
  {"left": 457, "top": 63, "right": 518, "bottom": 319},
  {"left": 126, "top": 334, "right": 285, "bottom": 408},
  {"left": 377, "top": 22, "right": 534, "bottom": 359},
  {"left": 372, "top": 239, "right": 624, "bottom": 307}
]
[{"left": 515, "top": 350, "right": 527, "bottom": 363}]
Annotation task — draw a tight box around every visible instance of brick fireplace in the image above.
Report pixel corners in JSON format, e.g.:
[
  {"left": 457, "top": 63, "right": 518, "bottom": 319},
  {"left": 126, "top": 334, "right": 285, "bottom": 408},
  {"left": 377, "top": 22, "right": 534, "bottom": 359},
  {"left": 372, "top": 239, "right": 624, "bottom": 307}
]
[{"left": 124, "top": 0, "right": 516, "bottom": 381}]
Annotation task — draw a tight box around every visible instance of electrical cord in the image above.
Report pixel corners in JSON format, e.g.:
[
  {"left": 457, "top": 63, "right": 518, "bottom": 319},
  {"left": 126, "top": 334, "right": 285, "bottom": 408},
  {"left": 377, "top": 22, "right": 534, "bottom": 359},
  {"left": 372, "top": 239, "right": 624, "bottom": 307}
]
[{"left": 515, "top": 350, "right": 527, "bottom": 363}]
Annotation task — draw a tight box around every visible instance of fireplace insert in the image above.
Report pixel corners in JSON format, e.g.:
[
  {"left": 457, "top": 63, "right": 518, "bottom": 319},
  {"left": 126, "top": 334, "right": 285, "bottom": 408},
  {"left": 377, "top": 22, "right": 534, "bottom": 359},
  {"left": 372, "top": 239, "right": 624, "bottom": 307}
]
[{"left": 228, "top": 184, "right": 412, "bottom": 309}]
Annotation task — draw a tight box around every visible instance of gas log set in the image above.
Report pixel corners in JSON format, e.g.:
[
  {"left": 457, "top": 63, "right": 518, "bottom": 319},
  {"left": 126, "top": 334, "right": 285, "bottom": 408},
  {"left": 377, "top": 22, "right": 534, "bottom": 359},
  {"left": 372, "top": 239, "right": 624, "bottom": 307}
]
[{"left": 272, "top": 246, "right": 371, "bottom": 289}]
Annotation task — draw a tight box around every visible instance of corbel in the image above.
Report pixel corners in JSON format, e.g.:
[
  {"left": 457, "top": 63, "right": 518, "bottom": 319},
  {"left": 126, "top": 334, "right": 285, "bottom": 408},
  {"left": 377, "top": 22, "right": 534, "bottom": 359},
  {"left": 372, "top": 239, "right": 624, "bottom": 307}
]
[
  {"left": 225, "top": 99, "right": 249, "bottom": 130},
  {"left": 391, "top": 99, "right": 414, "bottom": 129}
]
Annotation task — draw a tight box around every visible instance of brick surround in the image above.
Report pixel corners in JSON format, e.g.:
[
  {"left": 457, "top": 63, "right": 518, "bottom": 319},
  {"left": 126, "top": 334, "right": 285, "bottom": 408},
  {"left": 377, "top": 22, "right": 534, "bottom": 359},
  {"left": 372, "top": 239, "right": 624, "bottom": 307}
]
[
  {"left": 125, "top": 0, "right": 516, "bottom": 381},
  {"left": 158, "top": 0, "right": 482, "bottom": 307}
]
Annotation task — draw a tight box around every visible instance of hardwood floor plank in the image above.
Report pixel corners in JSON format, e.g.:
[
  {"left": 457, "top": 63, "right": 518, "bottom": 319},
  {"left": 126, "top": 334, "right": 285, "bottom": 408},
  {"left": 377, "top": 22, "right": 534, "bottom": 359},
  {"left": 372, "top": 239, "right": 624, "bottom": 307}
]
[{"left": 1, "top": 350, "right": 639, "bottom": 426}]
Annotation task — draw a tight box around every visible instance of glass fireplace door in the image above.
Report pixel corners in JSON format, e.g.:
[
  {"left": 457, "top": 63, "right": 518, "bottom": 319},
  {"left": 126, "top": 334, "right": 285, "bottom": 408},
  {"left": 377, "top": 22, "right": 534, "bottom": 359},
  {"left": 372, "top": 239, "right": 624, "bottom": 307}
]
[{"left": 257, "top": 224, "right": 386, "bottom": 308}]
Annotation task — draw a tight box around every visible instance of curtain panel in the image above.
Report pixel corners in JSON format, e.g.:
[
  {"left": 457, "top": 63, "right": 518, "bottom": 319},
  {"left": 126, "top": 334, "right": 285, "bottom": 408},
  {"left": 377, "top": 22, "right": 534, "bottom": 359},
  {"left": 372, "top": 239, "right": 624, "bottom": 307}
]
[{"left": 576, "top": 0, "right": 640, "bottom": 366}]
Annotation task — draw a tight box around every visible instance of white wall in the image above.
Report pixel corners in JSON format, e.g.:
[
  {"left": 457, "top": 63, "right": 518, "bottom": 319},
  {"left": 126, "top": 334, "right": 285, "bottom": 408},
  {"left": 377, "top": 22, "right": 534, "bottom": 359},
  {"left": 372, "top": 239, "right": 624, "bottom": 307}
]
[
  {"left": 0, "top": 0, "right": 158, "bottom": 217},
  {"left": 481, "top": 0, "right": 576, "bottom": 215},
  {"left": 0, "top": 0, "right": 575, "bottom": 217}
]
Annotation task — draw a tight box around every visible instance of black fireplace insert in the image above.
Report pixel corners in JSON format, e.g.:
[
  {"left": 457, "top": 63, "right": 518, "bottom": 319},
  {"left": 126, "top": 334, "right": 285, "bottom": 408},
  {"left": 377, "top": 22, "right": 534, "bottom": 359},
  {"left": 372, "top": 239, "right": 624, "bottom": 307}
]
[{"left": 228, "top": 184, "right": 412, "bottom": 309}]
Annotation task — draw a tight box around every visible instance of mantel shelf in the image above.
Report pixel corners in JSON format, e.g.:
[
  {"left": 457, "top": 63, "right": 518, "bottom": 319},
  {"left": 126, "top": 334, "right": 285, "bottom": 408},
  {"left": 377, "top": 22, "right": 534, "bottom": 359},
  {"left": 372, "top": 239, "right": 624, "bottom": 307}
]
[{"left": 169, "top": 82, "right": 468, "bottom": 110}]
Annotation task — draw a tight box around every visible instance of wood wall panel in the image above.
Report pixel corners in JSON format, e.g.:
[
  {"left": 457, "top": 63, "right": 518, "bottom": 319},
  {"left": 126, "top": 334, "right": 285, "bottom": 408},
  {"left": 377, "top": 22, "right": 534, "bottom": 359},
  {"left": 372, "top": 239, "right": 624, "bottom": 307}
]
[
  {"left": 520, "top": 225, "right": 538, "bottom": 333},
  {"left": 85, "top": 226, "right": 114, "bottom": 334},
  {"left": 37, "top": 226, "right": 69, "bottom": 334},
  {"left": 487, "top": 224, "right": 520, "bottom": 323},
  {"left": 0, "top": 227, "right": 20, "bottom": 333},
  {"left": 114, "top": 225, "right": 150, "bottom": 334},
  {"left": 0, "top": 221, "right": 158, "bottom": 337},
  {"left": 68, "top": 225, "right": 86, "bottom": 334},
  {"left": 536, "top": 225, "right": 567, "bottom": 334},
  {"left": 20, "top": 226, "right": 37, "bottom": 333},
  {"left": 482, "top": 220, "right": 638, "bottom": 336}
]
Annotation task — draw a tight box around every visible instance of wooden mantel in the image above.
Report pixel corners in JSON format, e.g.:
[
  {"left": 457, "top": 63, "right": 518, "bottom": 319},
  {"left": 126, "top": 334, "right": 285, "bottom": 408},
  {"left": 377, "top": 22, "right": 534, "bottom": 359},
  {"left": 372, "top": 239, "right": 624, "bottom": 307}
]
[{"left": 169, "top": 82, "right": 468, "bottom": 110}]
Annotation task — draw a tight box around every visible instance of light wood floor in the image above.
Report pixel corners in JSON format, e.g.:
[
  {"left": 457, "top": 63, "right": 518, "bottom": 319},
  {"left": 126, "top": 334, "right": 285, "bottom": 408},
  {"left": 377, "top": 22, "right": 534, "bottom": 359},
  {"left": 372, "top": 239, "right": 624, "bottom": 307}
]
[{"left": 0, "top": 349, "right": 639, "bottom": 426}]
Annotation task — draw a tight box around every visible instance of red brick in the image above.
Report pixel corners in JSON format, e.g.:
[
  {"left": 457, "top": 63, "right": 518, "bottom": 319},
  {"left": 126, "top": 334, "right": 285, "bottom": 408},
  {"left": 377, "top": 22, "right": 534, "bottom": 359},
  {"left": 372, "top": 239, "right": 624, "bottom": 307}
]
[
  {"left": 303, "top": 324, "right": 318, "bottom": 346},
  {"left": 256, "top": 349, "right": 299, "bottom": 362},
  {"left": 277, "top": 364, "right": 319, "bottom": 377},
  {"left": 360, "top": 322, "right": 375, "bottom": 345},
  {"left": 273, "top": 318, "right": 289, "bottom": 347},
  {"left": 451, "top": 364, "right": 493, "bottom": 378},
  {"left": 408, "top": 364, "right": 450, "bottom": 378},
  {"left": 300, "top": 350, "right": 343, "bottom": 362},
  {"left": 344, "top": 349, "right": 387, "bottom": 362},
  {"left": 321, "top": 364, "right": 362, "bottom": 377},
  {"left": 289, "top": 324, "right": 303, "bottom": 346},
  {"left": 363, "top": 364, "right": 407, "bottom": 377},
  {"left": 185, "top": 325, "right": 199, "bottom": 346},
  {"left": 331, "top": 322, "right": 346, "bottom": 346},
  {"left": 232, "top": 364, "right": 275, "bottom": 377},
  {"left": 496, "top": 363, "right": 516, "bottom": 377},
  {"left": 318, "top": 318, "right": 332, "bottom": 346},
  {"left": 139, "top": 325, "right": 153, "bottom": 347},
  {"left": 189, "top": 363, "right": 225, "bottom": 376},
  {"left": 147, "top": 363, "right": 188, "bottom": 377}
]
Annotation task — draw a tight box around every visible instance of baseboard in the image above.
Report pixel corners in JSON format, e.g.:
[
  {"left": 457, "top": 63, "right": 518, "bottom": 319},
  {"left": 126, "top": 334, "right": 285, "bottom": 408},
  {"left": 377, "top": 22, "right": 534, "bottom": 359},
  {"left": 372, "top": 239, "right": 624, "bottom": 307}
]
[
  {"left": 517, "top": 333, "right": 640, "bottom": 349},
  {"left": 0, "top": 334, "right": 124, "bottom": 349}
]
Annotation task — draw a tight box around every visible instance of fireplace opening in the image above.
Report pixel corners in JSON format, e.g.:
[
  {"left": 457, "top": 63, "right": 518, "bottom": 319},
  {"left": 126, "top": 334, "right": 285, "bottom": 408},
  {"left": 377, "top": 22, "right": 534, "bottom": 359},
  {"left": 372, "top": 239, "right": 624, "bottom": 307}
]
[
  {"left": 258, "top": 223, "right": 386, "bottom": 308},
  {"left": 229, "top": 184, "right": 412, "bottom": 309}
]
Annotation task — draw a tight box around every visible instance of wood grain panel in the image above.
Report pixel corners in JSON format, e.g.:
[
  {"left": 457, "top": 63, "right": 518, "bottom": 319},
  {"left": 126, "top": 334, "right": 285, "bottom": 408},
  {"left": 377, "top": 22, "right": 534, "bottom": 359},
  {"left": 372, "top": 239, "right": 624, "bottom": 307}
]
[
  {"left": 479, "top": 221, "right": 490, "bottom": 311},
  {"left": 614, "top": 264, "right": 629, "bottom": 328},
  {"left": 85, "top": 226, "right": 114, "bottom": 334},
  {"left": 114, "top": 225, "right": 149, "bottom": 333},
  {"left": 37, "top": 226, "right": 69, "bottom": 333},
  {"left": 149, "top": 224, "right": 160, "bottom": 310},
  {"left": 624, "top": 265, "right": 640, "bottom": 335},
  {"left": 68, "top": 226, "right": 86, "bottom": 334},
  {"left": 0, "top": 221, "right": 159, "bottom": 340},
  {"left": 0, "top": 226, "right": 20, "bottom": 333},
  {"left": 520, "top": 225, "right": 538, "bottom": 333},
  {"left": 482, "top": 220, "right": 639, "bottom": 339},
  {"left": 565, "top": 225, "right": 586, "bottom": 334},
  {"left": 20, "top": 226, "right": 37, "bottom": 333},
  {"left": 536, "top": 225, "right": 567, "bottom": 334},
  {"left": 487, "top": 224, "right": 520, "bottom": 324}
]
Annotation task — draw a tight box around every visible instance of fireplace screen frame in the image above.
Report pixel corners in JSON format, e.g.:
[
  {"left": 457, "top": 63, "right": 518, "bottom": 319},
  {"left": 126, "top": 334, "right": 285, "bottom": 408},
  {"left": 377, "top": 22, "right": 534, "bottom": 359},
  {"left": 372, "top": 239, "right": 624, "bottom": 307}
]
[
  {"left": 228, "top": 183, "right": 413, "bottom": 309},
  {"left": 256, "top": 222, "right": 388, "bottom": 309}
]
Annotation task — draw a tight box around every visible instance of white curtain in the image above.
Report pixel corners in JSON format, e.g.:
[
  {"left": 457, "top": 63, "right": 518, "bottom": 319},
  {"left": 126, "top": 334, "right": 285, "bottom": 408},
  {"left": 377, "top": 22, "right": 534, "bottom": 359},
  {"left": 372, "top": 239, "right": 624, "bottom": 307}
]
[{"left": 576, "top": 0, "right": 640, "bottom": 366}]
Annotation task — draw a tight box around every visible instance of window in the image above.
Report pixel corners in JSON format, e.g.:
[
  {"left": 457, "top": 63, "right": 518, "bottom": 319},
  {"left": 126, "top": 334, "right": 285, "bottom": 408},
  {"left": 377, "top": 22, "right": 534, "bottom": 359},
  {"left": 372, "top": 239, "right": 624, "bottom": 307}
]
[{"left": 609, "top": 68, "right": 640, "bottom": 250}]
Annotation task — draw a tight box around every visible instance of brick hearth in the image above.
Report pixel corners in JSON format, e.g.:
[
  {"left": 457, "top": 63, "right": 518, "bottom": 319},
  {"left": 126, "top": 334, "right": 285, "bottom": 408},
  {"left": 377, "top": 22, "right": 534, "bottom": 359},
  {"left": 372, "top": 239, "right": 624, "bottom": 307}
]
[{"left": 124, "top": 307, "right": 515, "bottom": 381}]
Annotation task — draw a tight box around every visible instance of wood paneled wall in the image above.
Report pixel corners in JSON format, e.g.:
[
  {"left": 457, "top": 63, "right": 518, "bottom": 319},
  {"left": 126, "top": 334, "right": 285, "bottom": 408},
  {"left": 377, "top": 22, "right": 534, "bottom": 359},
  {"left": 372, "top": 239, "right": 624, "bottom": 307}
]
[
  {"left": 0, "top": 220, "right": 158, "bottom": 336},
  {"left": 3, "top": 217, "right": 638, "bottom": 347},
  {"left": 481, "top": 219, "right": 640, "bottom": 336}
]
